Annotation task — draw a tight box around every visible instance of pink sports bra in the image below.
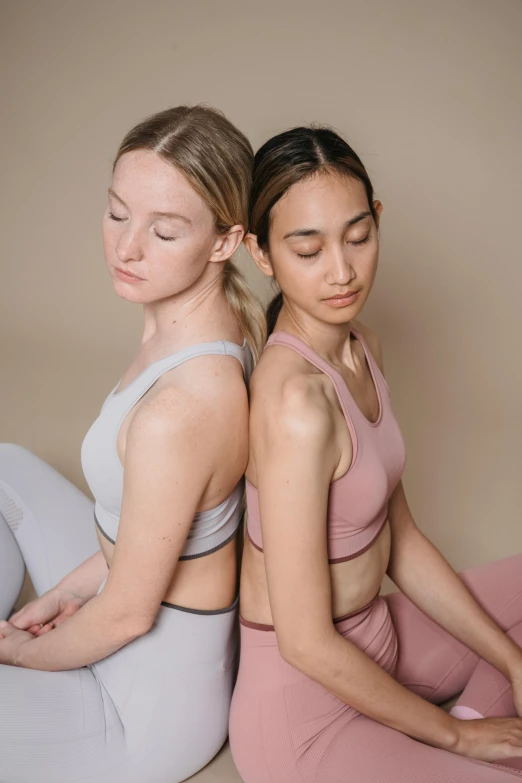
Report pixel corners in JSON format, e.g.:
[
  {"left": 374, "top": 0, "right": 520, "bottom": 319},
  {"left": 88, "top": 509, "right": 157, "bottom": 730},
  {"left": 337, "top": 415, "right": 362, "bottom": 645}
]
[{"left": 246, "top": 329, "right": 407, "bottom": 563}]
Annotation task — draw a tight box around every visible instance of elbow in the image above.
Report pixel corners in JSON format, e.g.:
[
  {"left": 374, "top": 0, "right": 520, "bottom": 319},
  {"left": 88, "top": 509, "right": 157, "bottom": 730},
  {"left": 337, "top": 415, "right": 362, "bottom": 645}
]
[
  {"left": 278, "top": 633, "right": 329, "bottom": 676},
  {"left": 99, "top": 598, "right": 154, "bottom": 643},
  {"left": 118, "top": 609, "right": 154, "bottom": 642},
  {"left": 120, "top": 615, "right": 153, "bottom": 642}
]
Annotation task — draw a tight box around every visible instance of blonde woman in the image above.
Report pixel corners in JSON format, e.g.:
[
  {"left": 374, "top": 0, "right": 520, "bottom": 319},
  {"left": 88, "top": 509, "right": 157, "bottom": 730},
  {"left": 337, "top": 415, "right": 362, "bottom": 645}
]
[{"left": 0, "top": 106, "right": 263, "bottom": 783}]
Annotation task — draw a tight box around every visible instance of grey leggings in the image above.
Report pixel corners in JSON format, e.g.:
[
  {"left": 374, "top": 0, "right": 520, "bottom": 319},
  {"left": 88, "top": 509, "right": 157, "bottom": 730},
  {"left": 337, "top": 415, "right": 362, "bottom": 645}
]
[{"left": 0, "top": 444, "right": 237, "bottom": 783}]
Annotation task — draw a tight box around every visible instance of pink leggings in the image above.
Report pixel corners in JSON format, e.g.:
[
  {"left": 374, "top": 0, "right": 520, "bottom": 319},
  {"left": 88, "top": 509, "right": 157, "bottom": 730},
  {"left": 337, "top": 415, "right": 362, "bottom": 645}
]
[{"left": 230, "top": 554, "right": 522, "bottom": 782}]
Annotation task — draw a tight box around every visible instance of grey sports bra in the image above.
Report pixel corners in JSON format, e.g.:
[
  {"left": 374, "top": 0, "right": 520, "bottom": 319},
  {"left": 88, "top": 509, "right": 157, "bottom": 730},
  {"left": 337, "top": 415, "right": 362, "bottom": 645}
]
[{"left": 81, "top": 339, "right": 252, "bottom": 559}]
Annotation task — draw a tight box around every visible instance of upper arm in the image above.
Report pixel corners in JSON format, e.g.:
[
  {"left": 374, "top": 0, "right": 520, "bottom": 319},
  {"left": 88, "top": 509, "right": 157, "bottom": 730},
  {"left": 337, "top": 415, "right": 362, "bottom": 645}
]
[
  {"left": 100, "top": 383, "right": 219, "bottom": 629},
  {"left": 251, "top": 374, "right": 340, "bottom": 663},
  {"left": 387, "top": 481, "right": 419, "bottom": 541}
]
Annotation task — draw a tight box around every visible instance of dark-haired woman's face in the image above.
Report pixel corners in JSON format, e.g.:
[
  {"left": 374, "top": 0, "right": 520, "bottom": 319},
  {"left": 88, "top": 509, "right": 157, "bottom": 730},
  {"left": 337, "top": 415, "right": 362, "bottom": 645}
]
[{"left": 257, "top": 172, "right": 382, "bottom": 326}]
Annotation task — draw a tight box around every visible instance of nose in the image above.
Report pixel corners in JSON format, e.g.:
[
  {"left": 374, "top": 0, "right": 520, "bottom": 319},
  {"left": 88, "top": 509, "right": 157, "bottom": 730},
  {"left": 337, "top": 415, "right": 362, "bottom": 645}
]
[
  {"left": 115, "top": 224, "right": 143, "bottom": 264},
  {"left": 325, "top": 246, "right": 356, "bottom": 286}
]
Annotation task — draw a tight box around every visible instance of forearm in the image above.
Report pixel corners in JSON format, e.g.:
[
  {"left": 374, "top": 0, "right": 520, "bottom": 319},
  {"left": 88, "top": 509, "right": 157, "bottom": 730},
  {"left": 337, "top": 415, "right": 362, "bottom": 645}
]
[
  {"left": 14, "top": 592, "right": 147, "bottom": 671},
  {"left": 387, "top": 525, "right": 522, "bottom": 678},
  {"left": 55, "top": 550, "right": 108, "bottom": 600},
  {"left": 288, "top": 629, "right": 458, "bottom": 750}
]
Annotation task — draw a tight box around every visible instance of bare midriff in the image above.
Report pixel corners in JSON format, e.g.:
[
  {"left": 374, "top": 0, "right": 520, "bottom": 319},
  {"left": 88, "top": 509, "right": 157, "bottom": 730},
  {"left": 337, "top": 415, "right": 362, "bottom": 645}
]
[
  {"left": 96, "top": 529, "right": 238, "bottom": 611},
  {"left": 240, "top": 520, "right": 391, "bottom": 626}
]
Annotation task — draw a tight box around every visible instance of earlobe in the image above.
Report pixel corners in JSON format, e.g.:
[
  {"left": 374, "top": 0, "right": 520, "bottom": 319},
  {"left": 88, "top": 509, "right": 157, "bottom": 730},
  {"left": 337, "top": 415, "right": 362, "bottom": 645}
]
[{"left": 244, "top": 233, "right": 274, "bottom": 278}]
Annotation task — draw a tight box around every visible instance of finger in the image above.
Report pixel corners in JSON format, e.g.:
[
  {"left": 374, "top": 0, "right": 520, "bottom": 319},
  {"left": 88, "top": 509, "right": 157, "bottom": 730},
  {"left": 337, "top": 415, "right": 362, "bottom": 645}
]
[
  {"left": 52, "top": 609, "right": 79, "bottom": 627},
  {"left": 505, "top": 744, "right": 522, "bottom": 757},
  {"left": 34, "top": 623, "right": 55, "bottom": 637},
  {"left": 10, "top": 613, "right": 42, "bottom": 630},
  {"left": 13, "top": 609, "right": 56, "bottom": 630},
  {"left": 9, "top": 611, "right": 31, "bottom": 629}
]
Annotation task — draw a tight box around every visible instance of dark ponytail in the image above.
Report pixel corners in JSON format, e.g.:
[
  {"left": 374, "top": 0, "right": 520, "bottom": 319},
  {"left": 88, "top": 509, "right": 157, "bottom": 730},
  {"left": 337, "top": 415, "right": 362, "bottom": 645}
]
[
  {"left": 266, "top": 292, "right": 283, "bottom": 336},
  {"left": 248, "top": 125, "right": 376, "bottom": 335}
]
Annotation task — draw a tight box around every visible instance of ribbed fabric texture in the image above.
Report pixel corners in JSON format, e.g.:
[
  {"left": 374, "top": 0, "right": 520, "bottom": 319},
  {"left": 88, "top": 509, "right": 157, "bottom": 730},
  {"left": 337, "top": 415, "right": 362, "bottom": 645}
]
[
  {"left": 230, "top": 554, "right": 522, "bottom": 782},
  {"left": 246, "top": 328, "right": 407, "bottom": 563},
  {"left": 81, "top": 339, "right": 251, "bottom": 559}
]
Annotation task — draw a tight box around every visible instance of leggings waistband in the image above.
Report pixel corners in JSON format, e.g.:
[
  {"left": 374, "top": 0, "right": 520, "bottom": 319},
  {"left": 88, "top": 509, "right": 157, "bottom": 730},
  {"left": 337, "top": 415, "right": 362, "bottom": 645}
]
[{"left": 240, "top": 591, "right": 381, "bottom": 632}]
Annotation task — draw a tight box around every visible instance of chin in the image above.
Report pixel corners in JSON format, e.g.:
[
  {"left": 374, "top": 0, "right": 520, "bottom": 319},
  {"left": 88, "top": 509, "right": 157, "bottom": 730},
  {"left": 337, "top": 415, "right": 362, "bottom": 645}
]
[
  {"left": 317, "top": 305, "right": 364, "bottom": 326},
  {"left": 111, "top": 280, "right": 148, "bottom": 304}
]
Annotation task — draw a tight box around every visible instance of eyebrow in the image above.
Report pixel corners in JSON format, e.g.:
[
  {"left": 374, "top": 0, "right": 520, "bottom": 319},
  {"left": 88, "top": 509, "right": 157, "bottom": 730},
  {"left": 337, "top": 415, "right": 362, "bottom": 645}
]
[
  {"left": 283, "top": 210, "right": 372, "bottom": 240},
  {"left": 108, "top": 188, "right": 192, "bottom": 225}
]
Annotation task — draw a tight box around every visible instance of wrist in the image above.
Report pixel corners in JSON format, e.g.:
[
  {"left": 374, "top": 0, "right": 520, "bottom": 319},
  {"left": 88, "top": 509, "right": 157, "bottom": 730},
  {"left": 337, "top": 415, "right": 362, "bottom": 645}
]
[
  {"left": 13, "top": 637, "right": 32, "bottom": 668},
  {"left": 55, "top": 553, "right": 107, "bottom": 600},
  {"left": 433, "top": 713, "right": 461, "bottom": 752},
  {"left": 505, "top": 650, "right": 522, "bottom": 684},
  {"left": 52, "top": 584, "right": 84, "bottom": 601}
]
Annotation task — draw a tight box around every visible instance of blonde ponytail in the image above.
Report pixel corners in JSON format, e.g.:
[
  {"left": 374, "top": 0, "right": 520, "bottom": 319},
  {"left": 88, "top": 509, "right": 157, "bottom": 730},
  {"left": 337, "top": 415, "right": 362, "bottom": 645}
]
[{"left": 223, "top": 262, "right": 266, "bottom": 364}]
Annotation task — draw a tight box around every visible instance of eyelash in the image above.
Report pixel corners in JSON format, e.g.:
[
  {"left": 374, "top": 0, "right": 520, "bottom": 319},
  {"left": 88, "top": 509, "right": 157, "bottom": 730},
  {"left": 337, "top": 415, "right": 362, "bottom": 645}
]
[
  {"left": 297, "top": 250, "right": 321, "bottom": 259},
  {"left": 153, "top": 229, "right": 176, "bottom": 242},
  {"left": 108, "top": 212, "right": 175, "bottom": 242},
  {"left": 297, "top": 234, "right": 371, "bottom": 259}
]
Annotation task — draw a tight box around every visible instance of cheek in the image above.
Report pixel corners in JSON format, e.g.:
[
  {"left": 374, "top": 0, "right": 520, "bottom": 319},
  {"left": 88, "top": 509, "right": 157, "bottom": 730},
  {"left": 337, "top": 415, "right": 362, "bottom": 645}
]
[
  {"left": 357, "top": 246, "right": 379, "bottom": 280},
  {"left": 152, "top": 240, "right": 208, "bottom": 287},
  {"left": 276, "top": 255, "right": 319, "bottom": 301},
  {"left": 102, "top": 220, "right": 118, "bottom": 259}
]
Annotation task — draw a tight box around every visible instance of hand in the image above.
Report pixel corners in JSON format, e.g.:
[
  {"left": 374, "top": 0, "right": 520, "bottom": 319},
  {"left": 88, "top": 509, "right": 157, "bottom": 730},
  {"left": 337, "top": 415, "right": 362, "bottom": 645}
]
[
  {"left": 452, "top": 716, "right": 522, "bottom": 763},
  {"left": 9, "top": 587, "right": 87, "bottom": 637},
  {"left": 0, "top": 621, "right": 33, "bottom": 665}
]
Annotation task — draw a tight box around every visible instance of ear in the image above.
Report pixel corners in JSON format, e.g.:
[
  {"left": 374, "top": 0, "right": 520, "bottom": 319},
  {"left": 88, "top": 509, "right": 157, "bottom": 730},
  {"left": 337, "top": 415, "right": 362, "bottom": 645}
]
[
  {"left": 243, "top": 233, "right": 274, "bottom": 278},
  {"left": 373, "top": 200, "right": 383, "bottom": 230},
  {"left": 209, "top": 225, "right": 245, "bottom": 263}
]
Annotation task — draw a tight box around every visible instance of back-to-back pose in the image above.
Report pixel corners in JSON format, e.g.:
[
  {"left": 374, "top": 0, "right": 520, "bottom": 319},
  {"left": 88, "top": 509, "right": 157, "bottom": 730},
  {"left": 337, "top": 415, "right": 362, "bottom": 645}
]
[
  {"left": 0, "top": 105, "right": 264, "bottom": 783},
  {"left": 229, "top": 126, "right": 522, "bottom": 782}
]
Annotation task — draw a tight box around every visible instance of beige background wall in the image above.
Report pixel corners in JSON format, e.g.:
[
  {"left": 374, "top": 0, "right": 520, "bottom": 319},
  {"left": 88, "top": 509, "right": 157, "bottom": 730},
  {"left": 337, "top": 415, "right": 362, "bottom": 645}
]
[{"left": 1, "top": 0, "right": 521, "bottom": 573}]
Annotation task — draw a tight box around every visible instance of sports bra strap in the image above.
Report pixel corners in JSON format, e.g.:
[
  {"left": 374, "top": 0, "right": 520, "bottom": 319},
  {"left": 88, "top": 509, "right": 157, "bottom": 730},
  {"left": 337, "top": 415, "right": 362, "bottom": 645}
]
[
  {"left": 108, "top": 339, "right": 251, "bottom": 412},
  {"left": 265, "top": 331, "right": 359, "bottom": 463},
  {"left": 145, "top": 339, "right": 251, "bottom": 382}
]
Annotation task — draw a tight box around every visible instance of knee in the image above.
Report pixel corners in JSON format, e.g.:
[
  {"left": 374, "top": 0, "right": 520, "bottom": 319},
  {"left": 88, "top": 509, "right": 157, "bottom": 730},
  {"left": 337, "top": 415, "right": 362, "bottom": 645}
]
[
  {"left": 0, "top": 443, "right": 34, "bottom": 460},
  {"left": 0, "top": 443, "right": 40, "bottom": 471},
  {"left": 0, "top": 445, "right": 44, "bottom": 505}
]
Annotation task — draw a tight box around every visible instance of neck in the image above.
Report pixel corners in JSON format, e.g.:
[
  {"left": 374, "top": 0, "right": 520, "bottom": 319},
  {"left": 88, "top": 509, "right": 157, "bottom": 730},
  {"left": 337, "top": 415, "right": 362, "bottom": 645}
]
[
  {"left": 276, "top": 304, "right": 356, "bottom": 369},
  {"left": 140, "top": 263, "right": 228, "bottom": 348}
]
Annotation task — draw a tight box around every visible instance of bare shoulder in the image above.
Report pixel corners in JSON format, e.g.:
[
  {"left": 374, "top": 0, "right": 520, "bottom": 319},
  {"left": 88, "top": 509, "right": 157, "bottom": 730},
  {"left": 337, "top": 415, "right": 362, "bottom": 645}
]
[
  {"left": 130, "top": 353, "right": 247, "bottom": 444},
  {"left": 250, "top": 344, "right": 336, "bottom": 447},
  {"left": 127, "top": 383, "right": 208, "bottom": 448},
  {"left": 352, "top": 318, "right": 385, "bottom": 375}
]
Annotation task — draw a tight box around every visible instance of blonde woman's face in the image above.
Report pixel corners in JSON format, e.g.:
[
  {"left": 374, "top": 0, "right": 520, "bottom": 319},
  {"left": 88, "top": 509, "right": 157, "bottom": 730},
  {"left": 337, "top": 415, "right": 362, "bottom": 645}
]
[
  {"left": 264, "top": 172, "right": 382, "bottom": 325},
  {"left": 103, "top": 150, "right": 219, "bottom": 303}
]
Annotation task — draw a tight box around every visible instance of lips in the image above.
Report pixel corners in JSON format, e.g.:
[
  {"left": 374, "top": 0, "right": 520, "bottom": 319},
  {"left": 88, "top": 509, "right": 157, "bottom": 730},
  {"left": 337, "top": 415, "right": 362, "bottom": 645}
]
[
  {"left": 115, "top": 267, "right": 144, "bottom": 281},
  {"left": 323, "top": 290, "right": 361, "bottom": 308},
  {"left": 328, "top": 292, "right": 358, "bottom": 300}
]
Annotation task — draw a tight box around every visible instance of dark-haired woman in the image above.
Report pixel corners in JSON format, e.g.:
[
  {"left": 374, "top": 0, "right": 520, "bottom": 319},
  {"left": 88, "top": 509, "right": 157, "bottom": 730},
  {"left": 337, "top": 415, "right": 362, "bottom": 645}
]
[
  {"left": 0, "top": 105, "right": 264, "bottom": 783},
  {"left": 229, "top": 126, "right": 522, "bottom": 782}
]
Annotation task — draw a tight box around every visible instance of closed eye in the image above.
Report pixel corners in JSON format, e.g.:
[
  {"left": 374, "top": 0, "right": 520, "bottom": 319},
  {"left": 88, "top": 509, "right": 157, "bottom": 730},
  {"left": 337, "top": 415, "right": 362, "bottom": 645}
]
[
  {"left": 108, "top": 211, "right": 125, "bottom": 222},
  {"left": 297, "top": 250, "right": 321, "bottom": 259},
  {"left": 298, "top": 234, "right": 370, "bottom": 257},
  {"left": 154, "top": 229, "right": 177, "bottom": 242},
  {"left": 351, "top": 234, "right": 370, "bottom": 245}
]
